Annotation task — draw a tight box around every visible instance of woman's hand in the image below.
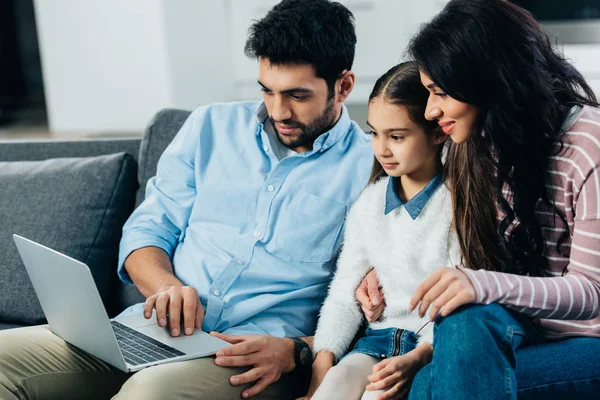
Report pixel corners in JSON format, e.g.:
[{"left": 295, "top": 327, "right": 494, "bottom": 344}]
[
  {"left": 355, "top": 268, "right": 386, "bottom": 322},
  {"left": 366, "top": 344, "right": 432, "bottom": 400},
  {"left": 409, "top": 267, "right": 476, "bottom": 320},
  {"left": 296, "top": 351, "right": 334, "bottom": 400}
]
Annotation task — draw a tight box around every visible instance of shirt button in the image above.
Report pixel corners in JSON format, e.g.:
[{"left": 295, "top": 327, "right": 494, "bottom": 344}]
[
  {"left": 253, "top": 230, "right": 261, "bottom": 237},
  {"left": 236, "top": 259, "right": 243, "bottom": 265},
  {"left": 213, "top": 289, "right": 220, "bottom": 296},
  {"left": 264, "top": 146, "right": 269, "bottom": 152},
  {"left": 267, "top": 185, "right": 275, "bottom": 192}
]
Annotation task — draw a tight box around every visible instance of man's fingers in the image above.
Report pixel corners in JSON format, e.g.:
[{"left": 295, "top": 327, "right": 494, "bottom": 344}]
[
  {"left": 143, "top": 296, "right": 157, "bottom": 319},
  {"left": 215, "top": 353, "right": 257, "bottom": 367},
  {"left": 210, "top": 331, "right": 247, "bottom": 345},
  {"left": 229, "top": 366, "right": 264, "bottom": 386},
  {"left": 181, "top": 287, "right": 198, "bottom": 335},
  {"left": 217, "top": 340, "right": 262, "bottom": 357},
  {"left": 168, "top": 290, "right": 183, "bottom": 336},
  {"left": 155, "top": 293, "right": 170, "bottom": 327},
  {"left": 195, "top": 301, "right": 204, "bottom": 330},
  {"left": 242, "top": 376, "right": 274, "bottom": 399}
]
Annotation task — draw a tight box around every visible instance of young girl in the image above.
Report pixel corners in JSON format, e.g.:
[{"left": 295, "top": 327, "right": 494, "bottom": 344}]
[
  {"left": 299, "top": 62, "right": 459, "bottom": 400},
  {"left": 361, "top": 1, "right": 600, "bottom": 398}
]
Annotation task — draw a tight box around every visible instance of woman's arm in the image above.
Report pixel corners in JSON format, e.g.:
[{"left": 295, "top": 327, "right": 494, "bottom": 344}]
[{"left": 461, "top": 172, "right": 600, "bottom": 320}]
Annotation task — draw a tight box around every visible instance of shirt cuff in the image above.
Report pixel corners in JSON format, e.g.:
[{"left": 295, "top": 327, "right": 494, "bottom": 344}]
[{"left": 117, "top": 237, "right": 175, "bottom": 284}]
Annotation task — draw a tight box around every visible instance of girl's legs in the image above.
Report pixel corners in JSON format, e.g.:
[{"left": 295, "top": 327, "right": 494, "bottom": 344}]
[
  {"left": 312, "top": 353, "right": 378, "bottom": 400},
  {"left": 408, "top": 303, "right": 540, "bottom": 400}
]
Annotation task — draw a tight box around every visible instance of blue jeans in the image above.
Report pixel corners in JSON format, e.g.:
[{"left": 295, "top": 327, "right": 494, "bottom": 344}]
[
  {"left": 346, "top": 327, "right": 418, "bottom": 360},
  {"left": 408, "top": 304, "right": 600, "bottom": 399}
]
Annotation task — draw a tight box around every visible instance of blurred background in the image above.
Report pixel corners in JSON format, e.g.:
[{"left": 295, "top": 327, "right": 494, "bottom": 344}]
[{"left": 1, "top": 0, "right": 599, "bottom": 139}]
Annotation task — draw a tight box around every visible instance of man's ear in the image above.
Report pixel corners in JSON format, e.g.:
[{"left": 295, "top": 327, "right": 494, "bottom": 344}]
[{"left": 335, "top": 70, "right": 355, "bottom": 103}]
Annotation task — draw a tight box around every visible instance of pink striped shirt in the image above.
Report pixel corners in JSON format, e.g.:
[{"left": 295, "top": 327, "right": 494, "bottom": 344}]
[{"left": 462, "top": 105, "right": 600, "bottom": 338}]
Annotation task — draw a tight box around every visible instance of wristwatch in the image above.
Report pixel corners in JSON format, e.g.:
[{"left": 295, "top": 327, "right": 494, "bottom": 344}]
[{"left": 291, "top": 337, "right": 312, "bottom": 372}]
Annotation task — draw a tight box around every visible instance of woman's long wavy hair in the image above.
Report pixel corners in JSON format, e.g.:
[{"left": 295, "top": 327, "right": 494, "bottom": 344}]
[
  {"left": 368, "top": 62, "right": 441, "bottom": 184},
  {"left": 409, "top": 0, "right": 598, "bottom": 275}
]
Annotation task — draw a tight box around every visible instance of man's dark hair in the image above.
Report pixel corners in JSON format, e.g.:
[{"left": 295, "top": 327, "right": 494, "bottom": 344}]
[{"left": 245, "top": 0, "right": 356, "bottom": 97}]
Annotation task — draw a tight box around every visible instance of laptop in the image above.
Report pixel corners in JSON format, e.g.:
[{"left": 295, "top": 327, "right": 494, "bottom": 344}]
[{"left": 12, "top": 234, "right": 229, "bottom": 372}]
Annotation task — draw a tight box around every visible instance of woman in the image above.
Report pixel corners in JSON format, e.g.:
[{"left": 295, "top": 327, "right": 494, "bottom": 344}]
[{"left": 357, "top": 0, "right": 600, "bottom": 398}]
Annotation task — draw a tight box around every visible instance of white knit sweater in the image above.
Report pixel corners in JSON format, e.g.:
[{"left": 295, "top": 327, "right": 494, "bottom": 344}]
[{"left": 313, "top": 177, "right": 461, "bottom": 360}]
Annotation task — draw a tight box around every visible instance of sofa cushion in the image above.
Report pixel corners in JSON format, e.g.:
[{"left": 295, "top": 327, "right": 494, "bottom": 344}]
[{"left": 0, "top": 153, "right": 137, "bottom": 325}]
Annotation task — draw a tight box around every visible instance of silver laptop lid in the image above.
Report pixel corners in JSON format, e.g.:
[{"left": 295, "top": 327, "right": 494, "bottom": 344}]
[{"left": 12, "top": 234, "right": 128, "bottom": 372}]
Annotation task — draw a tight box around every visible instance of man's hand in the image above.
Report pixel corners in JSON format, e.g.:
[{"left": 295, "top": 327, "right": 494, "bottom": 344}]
[
  {"left": 356, "top": 268, "right": 385, "bottom": 322},
  {"left": 210, "top": 332, "right": 295, "bottom": 398},
  {"left": 143, "top": 285, "right": 204, "bottom": 337},
  {"left": 366, "top": 344, "right": 432, "bottom": 400},
  {"left": 409, "top": 267, "right": 476, "bottom": 320}
]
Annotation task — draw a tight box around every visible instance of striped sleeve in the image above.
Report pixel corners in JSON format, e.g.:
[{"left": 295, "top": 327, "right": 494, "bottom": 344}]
[
  {"left": 461, "top": 265, "right": 599, "bottom": 320},
  {"left": 461, "top": 171, "right": 600, "bottom": 321}
]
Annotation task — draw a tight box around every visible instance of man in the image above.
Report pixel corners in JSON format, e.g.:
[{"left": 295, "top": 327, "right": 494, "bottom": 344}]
[{"left": 0, "top": 1, "right": 372, "bottom": 399}]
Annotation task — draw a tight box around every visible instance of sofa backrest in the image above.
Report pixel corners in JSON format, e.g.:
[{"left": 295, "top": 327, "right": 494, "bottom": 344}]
[
  {"left": 135, "top": 109, "right": 192, "bottom": 207},
  {"left": 113, "top": 108, "right": 191, "bottom": 314},
  {"left": 0, "top": 108, "right": 193, "bottom": 323},
  {"left": 0, "top": 138, "right": 141, "bottom": 163}
]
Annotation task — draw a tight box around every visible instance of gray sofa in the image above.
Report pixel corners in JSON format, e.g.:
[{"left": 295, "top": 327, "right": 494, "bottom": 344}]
[{"left": 0, "top": 108, "right": 191, "bottom": 330}]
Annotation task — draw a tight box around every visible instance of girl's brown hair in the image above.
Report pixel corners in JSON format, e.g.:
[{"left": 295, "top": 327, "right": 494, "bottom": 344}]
[{"left": 367, "top": 62, "right": 441, "bottom": 185}]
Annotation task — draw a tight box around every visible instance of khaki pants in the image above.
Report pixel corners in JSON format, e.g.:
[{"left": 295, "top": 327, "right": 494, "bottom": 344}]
[{"left": 0, "top": 326, "right": 308, "bottom": 400}]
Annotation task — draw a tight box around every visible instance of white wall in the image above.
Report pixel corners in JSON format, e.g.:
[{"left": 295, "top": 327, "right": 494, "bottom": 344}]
[
  {"left": 34, "top": 0, "right": 236, "bottom": 134},
  {"left": 160, "top": 0, "right": 235, "bottom": 109},
  {"left": 34, "top": 0, "right": 172, "bottom": 133},
  {"left": 34, "top": 0, "right": 600, "bottom": 134}
]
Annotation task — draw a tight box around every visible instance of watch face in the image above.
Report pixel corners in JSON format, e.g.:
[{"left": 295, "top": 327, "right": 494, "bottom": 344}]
[{"left": 299, "top": 346, "right": 312, "bottom": 365}]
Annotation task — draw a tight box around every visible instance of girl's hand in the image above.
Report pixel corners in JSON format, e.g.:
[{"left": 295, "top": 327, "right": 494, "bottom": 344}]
[
  {"left": 366, "top": 345, "right": 431, "bottom": 400},
  {"left": 409, "top": 267, "right": 476, "bottom": 320},
  {"left": 296, "top": 352, "right": 334, "bottom": 400}
]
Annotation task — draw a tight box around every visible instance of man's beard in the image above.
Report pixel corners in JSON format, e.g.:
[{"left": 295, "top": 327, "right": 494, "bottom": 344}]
[{"left": 270, "top": 98, "right": 337, "bottom": 150}]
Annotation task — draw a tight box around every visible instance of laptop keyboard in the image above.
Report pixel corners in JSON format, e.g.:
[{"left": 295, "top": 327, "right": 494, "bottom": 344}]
[{"left": 111, "top": 321, "right": 186, "bottom": 366}]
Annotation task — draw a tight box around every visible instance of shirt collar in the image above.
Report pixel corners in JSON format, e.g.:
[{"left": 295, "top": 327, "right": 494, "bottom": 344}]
[
  {"left": 560, "top": 104, "right": 584, "bottom": 133},
  {"left": 384, "top": 173, "right": 443, "bottom": 219},
  {"left": 254, "top": 102, "right": 352, "bottom": 152}
]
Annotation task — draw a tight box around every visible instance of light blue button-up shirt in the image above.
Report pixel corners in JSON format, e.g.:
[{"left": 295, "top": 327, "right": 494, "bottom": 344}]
[{"left": 118, "top": 101, "right": 372, "bottom": 337}]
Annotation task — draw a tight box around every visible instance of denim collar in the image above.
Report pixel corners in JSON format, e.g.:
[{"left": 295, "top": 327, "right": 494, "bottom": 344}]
[
  {"left": 384, "top": 173, "right": 443, "bottom": 219},
  {"left": 255, "top": 102, "right": 351, "bottom": 152}
]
